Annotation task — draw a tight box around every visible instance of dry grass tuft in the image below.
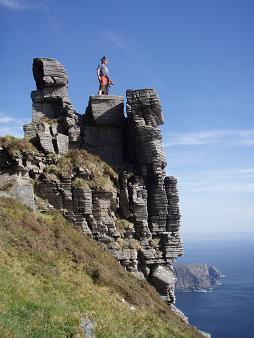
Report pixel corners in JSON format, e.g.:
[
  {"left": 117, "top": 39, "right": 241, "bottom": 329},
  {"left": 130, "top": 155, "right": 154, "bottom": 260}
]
[
  {"left": 0, "top": 135, "right": 39, "bottom": 156},
  {"left": 45, "top": 149, "right": 118, "bottom": 192},
  {"left": 116, "top": 218, "right": 134, "bottom": 231}
]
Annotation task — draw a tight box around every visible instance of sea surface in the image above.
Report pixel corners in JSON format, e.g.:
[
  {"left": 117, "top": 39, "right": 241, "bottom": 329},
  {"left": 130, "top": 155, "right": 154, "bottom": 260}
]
[{"left": 175, "top": 238, "right": 254, "bottom": 338}]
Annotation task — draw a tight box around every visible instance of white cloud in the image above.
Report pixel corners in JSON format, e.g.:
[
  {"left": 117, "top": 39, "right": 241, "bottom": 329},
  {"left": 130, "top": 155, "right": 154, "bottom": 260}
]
[
  {"left": 101, "top": 30, "right": 167, "bottom": 91},
  {"left": 166, "top": 129, "right": 254, "bottom": 146},
  {"left": 0, "top": 0, "right": 27, "bottom": 10},
  {"left": 0, "top": 115, "right": 15, "bottom": 124},
  {"left": 201, "top": 167, "right": 254, "bottom": 179},
  {"left": 0, "top": 114, "right": 28, "bottom": 137},
  {"left": 237, "top": 168, "right": 254, "bottom": 178},
  {"left": 0, "top": 0, "right": 42, "bottom": 10},
  {"left": 173, "top": 165, "right": 254, "bottom": 196},
  {"left": 0, "top": 125, "right": 23, "bottom": 137},
  {"left": 182, "top": 181, "right": 254, "bottom": 194},
  {"left": 238, "top": 130, "right": 254, "bottom": 145},
  {"left": 103, "top": 30, "right": 128, "bottom": 52}
]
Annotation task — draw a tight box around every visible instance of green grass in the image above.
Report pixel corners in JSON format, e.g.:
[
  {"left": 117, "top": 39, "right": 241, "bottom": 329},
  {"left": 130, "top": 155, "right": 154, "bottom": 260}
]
[
  {"left": 115, "top": 218, "right": 134, "bottom": 231},
  {"left": 0, "top": 136, "right": 117, "bottom": 192},
  {"left": 0, "top": 135, "right": 39, "bottom": 156},
  {"left": 44, "top": 149, "right": 118, "bottom": 192},
  {"left": 0, "top": 197, "right": 202, "bottom": 337}
]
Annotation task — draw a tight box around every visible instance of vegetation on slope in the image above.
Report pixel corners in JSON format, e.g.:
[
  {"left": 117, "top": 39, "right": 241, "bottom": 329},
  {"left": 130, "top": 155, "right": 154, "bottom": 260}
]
[
  {"left": 44, "top": 149, "right": 118, "bottom": 192},
  {"left": 0, "top": 135, "right": 39, "bottom": 156},
  {"left": 0, "top": 197, "right": 202, "bottom": 337},
  {"left": 0, "top": 135, "right": 117, "bottom": 193}
]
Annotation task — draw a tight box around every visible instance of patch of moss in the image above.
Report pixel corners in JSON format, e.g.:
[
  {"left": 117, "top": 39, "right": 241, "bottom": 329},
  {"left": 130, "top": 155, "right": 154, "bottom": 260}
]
[
  {"left": 115, "top": 238, "right": 141, "bottom": 250},
  {"left": 72, "top": 177, "right": 90, "bottom": 189},
  {"left": 116, "top": 219, "right": 134, "bottom": 231},
  {"left": 72, "top": 176, "right": 115, "bottom": 192},
  {"left": 149, "top": 237, "right": 161, "bottom": 247},
  {"left": 128, "top": 238, "right": 142, "bottom": 250}
]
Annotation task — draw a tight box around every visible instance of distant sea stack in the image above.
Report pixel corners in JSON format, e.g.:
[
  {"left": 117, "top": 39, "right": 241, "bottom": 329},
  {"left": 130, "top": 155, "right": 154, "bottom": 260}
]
[{"left": 175, "top": 263, "right": 224, "bottom": 291}]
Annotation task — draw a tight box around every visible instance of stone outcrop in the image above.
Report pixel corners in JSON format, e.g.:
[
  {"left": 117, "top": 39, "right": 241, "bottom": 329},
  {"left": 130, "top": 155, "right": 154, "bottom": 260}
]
[
  {"left": 23, "top": 58, "right": 80, "bottom": 153},
  {"left": 0, "top": 57, "right": 184, "bottom": 305},
  {"left": 175, "top": 264, "right": 224, "bottom": 291},
  {"left": 0, "top": 171, "right": 35, "bottom": 210},
  {"left": 82, "top": 95, "right": 125, "bottom": 168}
]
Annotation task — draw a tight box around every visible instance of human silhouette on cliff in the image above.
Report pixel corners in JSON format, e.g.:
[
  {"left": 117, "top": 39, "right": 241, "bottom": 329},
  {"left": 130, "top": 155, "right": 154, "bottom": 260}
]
[{"left": 97, "top": 56, "right": 113, "bottom": 95}]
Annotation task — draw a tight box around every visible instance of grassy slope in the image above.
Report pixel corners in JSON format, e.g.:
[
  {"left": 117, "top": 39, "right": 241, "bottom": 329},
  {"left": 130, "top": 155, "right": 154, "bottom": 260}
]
[{"left": 0, "top": 197, "right": 202, "bottom": 338}]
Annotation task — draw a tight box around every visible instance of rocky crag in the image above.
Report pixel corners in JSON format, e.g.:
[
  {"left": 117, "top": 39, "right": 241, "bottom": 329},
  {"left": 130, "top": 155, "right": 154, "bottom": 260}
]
[
  {"left": 175, "top": 264, "right": 224, "bottom": 292},
  {"left": 0, "top": 57, "right": 183, "bottom": 304}
]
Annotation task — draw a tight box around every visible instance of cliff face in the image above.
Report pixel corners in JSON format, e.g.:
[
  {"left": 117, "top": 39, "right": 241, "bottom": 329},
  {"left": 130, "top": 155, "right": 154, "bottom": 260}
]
[
  {"left": 175, "top": 264, "right": 224, "bottom": 292},
  {"left": 0, "top": 57, "right": 183, "bottom": 304}
]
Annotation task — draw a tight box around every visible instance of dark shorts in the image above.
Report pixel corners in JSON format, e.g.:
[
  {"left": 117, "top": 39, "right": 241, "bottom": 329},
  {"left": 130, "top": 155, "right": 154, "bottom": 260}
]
[{"left": 99, "top": 83, "right": 109, "bottom": 95}]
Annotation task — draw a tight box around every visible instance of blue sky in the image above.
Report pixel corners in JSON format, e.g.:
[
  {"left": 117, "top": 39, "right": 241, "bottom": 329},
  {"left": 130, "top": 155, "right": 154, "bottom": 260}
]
[{"left": 0, "top": 0, "right": 253, "bottom": 237}]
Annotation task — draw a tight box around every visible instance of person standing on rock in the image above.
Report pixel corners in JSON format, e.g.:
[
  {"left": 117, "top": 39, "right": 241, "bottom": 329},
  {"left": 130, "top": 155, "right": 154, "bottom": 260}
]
[{"left": 97, "top": 56, "right": 112, "bottom": 95}]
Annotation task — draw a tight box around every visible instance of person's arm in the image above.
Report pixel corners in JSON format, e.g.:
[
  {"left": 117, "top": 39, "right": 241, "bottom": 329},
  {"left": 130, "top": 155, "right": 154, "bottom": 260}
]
[{"left": 96, "top": 66, "right": 101, "bottom": 82}]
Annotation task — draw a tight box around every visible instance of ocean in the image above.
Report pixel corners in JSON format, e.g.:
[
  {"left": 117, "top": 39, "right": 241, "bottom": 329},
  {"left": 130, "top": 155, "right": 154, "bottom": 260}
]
[{"left": 175, "top": 238, "right": 254, "bottom": 338}]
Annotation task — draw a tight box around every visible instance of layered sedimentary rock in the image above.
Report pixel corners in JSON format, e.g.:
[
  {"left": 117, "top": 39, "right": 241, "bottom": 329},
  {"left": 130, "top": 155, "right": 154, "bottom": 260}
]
[
  {"left": 82, "top": 95, "right": 125, "bottom": 168},
  {"left": 23, "top": 58, "right": 80, "bottom": 153},
  {"left": 0, "top": 57, "right": 184, "bottom": 304},
  {"left": 124, "top": 89, "right": 183, "bottom": 302}
]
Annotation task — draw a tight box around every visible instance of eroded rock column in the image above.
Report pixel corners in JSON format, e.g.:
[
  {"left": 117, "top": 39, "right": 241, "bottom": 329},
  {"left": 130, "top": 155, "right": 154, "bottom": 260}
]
[
  {"left": 125, "top": 89, "right": 183, "bottom": 303},
  {"left": 23, "top": 58, "right": 80, "bottom": 154}
]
